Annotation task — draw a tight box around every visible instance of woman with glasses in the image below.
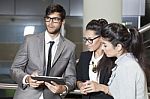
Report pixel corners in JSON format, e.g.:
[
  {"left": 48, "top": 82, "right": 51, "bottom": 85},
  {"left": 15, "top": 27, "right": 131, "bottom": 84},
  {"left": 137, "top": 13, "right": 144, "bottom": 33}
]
[
  {"left": 76, "top": 19, "right": 116, "bottom": 99},
  {"left": 101, "top": 23, "right": 149, "bottom": 99}
]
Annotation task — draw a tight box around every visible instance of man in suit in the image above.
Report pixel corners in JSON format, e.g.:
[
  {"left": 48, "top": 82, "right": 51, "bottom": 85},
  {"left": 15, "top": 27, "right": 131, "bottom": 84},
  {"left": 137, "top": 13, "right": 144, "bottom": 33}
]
[{"left": 10, "top": 3, "right": 76, "bottom": 99}]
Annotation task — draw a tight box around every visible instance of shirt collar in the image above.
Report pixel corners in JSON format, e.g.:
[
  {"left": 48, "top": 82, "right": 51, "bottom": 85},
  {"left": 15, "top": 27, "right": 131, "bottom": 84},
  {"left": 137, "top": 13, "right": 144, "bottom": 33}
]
[{"left": 45, "top": 30, "right": 60, "bottom": 45}]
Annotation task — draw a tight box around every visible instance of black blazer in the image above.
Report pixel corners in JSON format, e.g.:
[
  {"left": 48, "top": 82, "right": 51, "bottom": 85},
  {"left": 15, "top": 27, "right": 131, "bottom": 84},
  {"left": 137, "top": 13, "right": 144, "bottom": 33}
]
[{"left": 76, "top": 51, "right": 115, "bottom": 99}]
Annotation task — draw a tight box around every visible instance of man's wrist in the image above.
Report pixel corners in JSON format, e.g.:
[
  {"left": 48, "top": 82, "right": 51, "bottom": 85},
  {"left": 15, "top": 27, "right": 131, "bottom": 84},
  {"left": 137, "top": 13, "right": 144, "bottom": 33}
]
[
  {"left": 23, "top": 75, "right": 30, "bottom": 85},
  {"left": 61, "top": 85, "right": 68, "bottom": 95},
  {"left": 25, "top": 75, "right": 30, "bottom": 84}
]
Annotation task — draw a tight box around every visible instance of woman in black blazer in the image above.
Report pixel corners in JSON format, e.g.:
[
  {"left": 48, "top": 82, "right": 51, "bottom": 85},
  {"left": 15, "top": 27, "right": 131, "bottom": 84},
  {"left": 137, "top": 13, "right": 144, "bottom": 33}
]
[{"left": 76, "top": 19, "right": 116, "bottom": 99}]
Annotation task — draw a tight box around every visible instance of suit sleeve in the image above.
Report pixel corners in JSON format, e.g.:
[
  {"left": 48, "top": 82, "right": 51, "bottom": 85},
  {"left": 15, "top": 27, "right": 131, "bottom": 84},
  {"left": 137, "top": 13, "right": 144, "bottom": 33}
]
[
  {"left": 10, "top": 36, "right": 29, "bottom": 89},
  {"left": 63, "top": 44, "right": 77, "bottom": 92}
]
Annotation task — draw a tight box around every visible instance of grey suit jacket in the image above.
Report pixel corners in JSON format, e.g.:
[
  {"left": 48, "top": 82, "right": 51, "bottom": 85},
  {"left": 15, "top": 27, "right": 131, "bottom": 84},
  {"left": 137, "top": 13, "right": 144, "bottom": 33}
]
[{"left": 10, "top": 32, "right": 76, "bottom": 99}]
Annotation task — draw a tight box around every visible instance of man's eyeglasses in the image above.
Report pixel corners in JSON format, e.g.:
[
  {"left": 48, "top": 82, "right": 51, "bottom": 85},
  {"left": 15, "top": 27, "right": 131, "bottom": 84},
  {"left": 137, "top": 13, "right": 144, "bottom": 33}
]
[
  {"left": 44, "top": 16, "right": 61, "bottom": 23},
  {"left": 83, "top": 36, "right": 100, "bottom": 44}
]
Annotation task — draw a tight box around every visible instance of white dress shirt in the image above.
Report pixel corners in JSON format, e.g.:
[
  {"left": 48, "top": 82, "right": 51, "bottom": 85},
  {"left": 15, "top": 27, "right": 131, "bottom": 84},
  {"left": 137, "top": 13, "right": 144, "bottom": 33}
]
[{"left": 45, "top": 30, "right": 60, "bottom": 71}]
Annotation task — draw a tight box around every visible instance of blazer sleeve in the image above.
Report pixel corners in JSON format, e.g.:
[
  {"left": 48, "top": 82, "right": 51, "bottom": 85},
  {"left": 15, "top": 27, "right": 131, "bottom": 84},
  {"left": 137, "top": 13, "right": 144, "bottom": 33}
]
[
  {"left": 76, "top": 51, "right": 92, "bottom": 81},
  {"left": 10, "top": 35, "right": 29, "bottom": 88},
  {"left": 62, "top": 40, "right": 77, "bottom": 92}
]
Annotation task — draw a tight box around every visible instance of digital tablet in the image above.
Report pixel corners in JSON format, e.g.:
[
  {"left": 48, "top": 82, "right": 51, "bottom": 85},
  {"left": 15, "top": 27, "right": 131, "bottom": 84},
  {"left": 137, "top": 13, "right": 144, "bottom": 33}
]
[{"left": 31, "top": 76, "right": 65, "bottom": 85}]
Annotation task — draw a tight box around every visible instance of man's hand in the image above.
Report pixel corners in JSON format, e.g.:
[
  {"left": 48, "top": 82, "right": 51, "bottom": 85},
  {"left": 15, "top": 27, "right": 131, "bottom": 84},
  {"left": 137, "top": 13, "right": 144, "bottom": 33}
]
[
  {"left": 25, "top": 71, "right": 44, "bottom": 88},
  {"left": 45, "top": 81, "right": 67, "bottom": 94},
  {"left": 25, "top": 76, "right": 44, "bottom": 88}
]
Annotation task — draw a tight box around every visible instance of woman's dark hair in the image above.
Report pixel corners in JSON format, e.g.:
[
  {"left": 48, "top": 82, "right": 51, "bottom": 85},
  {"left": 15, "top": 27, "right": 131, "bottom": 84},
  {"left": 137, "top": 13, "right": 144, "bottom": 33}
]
[
  {"left": 97, "top": 55, "right": 116, "bottom": 80},
  {"left": 45, "top": 3, "right": 66, "bottom": 20},
  {"left": 86, "top": 18, "right": 108, "bottom": 36},
  {"left": 101, "top": 23, "right": 145, "bottom": 70}
]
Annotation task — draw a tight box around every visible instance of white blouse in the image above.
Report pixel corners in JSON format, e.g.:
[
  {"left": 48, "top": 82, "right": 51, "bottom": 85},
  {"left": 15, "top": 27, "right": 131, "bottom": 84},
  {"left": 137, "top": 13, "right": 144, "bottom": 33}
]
[{"left": 89, "top": 52, "right": 103, "bottom": 82}]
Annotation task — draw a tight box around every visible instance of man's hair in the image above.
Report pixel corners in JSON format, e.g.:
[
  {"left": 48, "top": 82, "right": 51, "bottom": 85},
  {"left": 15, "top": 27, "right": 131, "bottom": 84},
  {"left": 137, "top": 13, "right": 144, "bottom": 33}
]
[{"left": 45, "top": 3, "right": 66, "bottom": 20}]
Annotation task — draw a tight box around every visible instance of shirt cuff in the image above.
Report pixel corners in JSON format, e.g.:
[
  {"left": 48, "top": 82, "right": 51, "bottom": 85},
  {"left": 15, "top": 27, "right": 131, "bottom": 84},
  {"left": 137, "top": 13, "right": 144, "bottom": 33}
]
[
  {"left": 60, "top": 85, "right": 68, "bottom": 96},
  {"left": 23, "top": 75, "right": 30, "bottom": 85}
]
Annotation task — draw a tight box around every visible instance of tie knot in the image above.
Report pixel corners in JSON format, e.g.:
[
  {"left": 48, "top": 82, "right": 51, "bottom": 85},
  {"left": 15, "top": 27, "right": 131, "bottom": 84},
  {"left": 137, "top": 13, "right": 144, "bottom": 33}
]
[{"left": 49, "top": 41, "right": 55, "bottom": 46}]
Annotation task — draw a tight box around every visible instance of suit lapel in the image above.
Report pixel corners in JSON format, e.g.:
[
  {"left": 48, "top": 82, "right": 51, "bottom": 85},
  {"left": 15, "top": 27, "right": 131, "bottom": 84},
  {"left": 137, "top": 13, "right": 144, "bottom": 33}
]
[
  {"left": 52, "top": 35, "right": 65, "bottom": 67},
  {"left": 37, "top": 33, "right": 45, "bottom": 70}
]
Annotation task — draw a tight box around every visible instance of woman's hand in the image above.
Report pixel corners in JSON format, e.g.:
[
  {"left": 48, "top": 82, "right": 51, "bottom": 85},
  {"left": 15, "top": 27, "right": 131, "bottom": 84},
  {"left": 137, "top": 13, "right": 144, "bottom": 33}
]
[
  {"left": 78, "top": 80, "right": 109, "bottom": 94},
  {"left": 83, "top": 81, "right": 101, "bottom": 93},
  {"left": 77, "top": 81, "right": 88, "bottom": 94}
]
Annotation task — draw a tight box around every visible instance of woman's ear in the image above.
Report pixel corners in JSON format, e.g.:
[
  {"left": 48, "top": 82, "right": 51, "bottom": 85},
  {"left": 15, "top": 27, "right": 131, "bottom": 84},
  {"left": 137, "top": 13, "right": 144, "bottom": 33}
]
[{"left": 115, "top": 44, "right": 123, "bottom": 52}]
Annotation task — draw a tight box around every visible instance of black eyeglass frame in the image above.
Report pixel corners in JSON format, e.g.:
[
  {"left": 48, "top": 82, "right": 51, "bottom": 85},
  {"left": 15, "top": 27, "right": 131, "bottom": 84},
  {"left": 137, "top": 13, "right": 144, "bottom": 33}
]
[
  {"left": 83, "top": 36, "right": 100, "bottom": 44},
  {"left": 44, "top": 16, "right": 62, "bottom": 23}
]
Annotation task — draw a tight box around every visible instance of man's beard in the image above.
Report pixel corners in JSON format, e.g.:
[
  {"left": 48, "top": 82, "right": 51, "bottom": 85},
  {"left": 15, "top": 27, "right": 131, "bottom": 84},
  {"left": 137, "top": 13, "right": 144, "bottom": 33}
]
[{"left": 47, "top": 26, "right": 61, "bottom": 34}]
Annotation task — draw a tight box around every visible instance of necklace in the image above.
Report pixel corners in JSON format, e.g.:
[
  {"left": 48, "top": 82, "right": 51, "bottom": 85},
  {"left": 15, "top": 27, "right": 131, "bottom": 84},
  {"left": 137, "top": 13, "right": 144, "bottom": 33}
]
[
  {"left": 90, "top": 52, "right": 103, "bottom": 73},
  {"left": 91, "top": 61, "right": 97, "bottom": 73}
]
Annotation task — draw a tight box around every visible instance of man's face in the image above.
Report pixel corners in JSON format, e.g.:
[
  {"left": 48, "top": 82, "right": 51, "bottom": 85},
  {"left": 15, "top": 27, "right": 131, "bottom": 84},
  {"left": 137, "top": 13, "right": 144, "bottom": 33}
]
[{"left": 44, "top": 12, "right": 64, "bottom": 35}]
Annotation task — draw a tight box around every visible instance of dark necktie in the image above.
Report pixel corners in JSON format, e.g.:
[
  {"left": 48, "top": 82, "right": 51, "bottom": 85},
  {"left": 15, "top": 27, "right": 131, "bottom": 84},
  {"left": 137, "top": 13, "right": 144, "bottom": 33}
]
[{"left": 46, "top": 41, "right": 55, "bottom": 76}]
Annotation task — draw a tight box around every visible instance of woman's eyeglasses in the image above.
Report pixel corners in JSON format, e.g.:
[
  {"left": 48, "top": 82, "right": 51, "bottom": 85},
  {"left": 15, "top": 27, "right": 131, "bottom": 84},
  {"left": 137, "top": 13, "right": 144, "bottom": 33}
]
[
  {"left": 44, "top": 16, "right": 61, "bottom": 23},
  {"left": 83, "top": 36, "right": 100, "bottom": 44}
]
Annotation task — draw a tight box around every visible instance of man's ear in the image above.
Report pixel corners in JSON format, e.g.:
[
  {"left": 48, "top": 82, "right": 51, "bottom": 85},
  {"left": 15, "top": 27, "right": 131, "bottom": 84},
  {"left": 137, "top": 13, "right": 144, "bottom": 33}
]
[{"left": 62, "top": 20, "right": 65, "bottom": 25}]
